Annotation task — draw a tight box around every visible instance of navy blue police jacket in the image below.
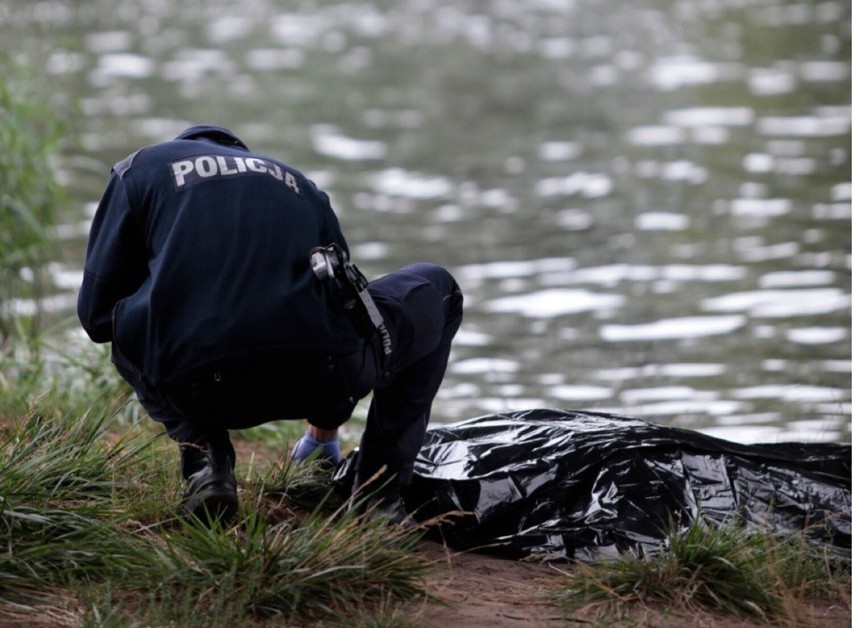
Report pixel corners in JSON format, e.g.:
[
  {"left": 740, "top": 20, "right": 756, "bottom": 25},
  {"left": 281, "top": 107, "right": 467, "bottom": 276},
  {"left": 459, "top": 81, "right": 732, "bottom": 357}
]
[{"left": 77, "top": 125, "right": 361, "bottom": 387}]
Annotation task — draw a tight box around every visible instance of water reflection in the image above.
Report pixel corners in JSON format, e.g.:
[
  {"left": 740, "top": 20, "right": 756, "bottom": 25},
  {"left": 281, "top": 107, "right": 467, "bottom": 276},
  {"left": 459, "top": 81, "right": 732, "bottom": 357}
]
[{"left": 3, "top": 0, "right": 850, "bottom": 443}]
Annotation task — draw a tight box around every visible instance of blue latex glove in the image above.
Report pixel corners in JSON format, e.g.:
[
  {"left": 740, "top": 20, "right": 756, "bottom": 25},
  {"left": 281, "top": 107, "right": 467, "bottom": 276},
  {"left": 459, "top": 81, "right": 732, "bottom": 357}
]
[{"left": 291, "top": 433, "right": 341, "bottom": 465}]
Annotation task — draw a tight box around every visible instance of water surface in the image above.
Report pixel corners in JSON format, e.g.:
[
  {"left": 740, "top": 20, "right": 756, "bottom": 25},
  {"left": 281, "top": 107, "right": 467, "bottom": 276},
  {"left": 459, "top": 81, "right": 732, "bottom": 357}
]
[{"left": 4, "top": 0, "right": 850, "bottom": 442}]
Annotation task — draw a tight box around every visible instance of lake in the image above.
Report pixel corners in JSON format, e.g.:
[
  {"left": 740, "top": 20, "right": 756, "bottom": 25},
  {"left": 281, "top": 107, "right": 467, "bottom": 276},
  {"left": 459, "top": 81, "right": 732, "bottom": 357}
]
[{"left": 3, "top": 0, "right": 850, "bottom": 443}]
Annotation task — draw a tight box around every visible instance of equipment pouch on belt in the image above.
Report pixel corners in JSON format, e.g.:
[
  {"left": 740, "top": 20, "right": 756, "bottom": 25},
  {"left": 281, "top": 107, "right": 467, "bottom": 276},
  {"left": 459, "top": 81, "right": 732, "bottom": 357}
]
[{"left": 309, "top": 243, "right": 385, "bottom": 338}]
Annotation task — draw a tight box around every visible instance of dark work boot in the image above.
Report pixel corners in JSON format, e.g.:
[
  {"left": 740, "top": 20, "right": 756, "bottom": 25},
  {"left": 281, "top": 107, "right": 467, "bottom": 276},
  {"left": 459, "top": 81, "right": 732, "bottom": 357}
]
[
  {"left": 180, "top": 441, "right": 238, "bottom": 525},
  {"left": 363, "top": 494, "right": 413, "bottom": 527},
  {"left": 349, "top": 469, "right": 415, "bottom": 528}
]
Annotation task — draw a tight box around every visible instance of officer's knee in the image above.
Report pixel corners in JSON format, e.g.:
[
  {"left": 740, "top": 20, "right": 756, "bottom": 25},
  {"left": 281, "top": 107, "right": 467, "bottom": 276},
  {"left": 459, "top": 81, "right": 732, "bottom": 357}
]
[
  {"left": 408, "top": 263, "right": 463, "bottom": 329},
  {"left": 405, "top": 263, "right": 461, "bottom": 296}
]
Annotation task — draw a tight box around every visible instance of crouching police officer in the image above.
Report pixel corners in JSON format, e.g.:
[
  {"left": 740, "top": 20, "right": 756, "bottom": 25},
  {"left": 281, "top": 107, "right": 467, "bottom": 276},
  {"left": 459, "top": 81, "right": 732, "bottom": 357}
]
[{"left": 78, "top": 125, "right": 463, "bottom": 525}]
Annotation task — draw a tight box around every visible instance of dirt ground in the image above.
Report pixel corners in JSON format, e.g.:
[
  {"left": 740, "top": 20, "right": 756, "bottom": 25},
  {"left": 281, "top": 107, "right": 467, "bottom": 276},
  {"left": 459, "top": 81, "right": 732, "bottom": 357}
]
[
  {"left": 413, "top": 540, "right": 567, "bottom": 627},
  {"left": 410, "top": 540, "right": 851, "bottom": 628}
]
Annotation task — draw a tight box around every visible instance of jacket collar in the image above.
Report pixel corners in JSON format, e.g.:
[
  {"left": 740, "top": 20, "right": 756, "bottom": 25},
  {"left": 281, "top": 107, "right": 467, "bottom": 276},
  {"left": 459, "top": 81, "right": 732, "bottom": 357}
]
[{"left": 176, "top": 125, "right": 249, "bottom": 150}]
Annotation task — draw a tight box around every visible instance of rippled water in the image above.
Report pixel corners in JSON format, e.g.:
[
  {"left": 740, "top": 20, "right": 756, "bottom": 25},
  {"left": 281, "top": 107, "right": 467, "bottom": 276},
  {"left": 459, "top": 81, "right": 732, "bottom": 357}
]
[{"left": 4, "top": 0, "right": 850, "bottom": 443}]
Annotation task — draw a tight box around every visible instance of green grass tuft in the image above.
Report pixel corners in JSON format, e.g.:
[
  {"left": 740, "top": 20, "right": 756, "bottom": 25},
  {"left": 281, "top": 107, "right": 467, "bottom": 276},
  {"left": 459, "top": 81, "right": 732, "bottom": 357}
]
[{"left": 556, "top": 519, "right": 850, "bottom": 624}]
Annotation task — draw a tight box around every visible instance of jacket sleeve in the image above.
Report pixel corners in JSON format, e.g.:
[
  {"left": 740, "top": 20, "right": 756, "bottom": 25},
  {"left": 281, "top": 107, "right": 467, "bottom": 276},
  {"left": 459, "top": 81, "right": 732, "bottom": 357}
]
[{"left": 77, "top": 173, "right": 148, "bottom": 343}]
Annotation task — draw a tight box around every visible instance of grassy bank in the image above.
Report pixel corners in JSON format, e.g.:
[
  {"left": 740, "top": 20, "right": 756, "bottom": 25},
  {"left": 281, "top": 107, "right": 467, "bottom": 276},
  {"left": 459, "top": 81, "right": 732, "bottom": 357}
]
[
  {"left": 2, "top": 355, "right": 848, "bottom": 626},
  {"left": 0, "top": 384, "right": 430, "bottom": 626}
]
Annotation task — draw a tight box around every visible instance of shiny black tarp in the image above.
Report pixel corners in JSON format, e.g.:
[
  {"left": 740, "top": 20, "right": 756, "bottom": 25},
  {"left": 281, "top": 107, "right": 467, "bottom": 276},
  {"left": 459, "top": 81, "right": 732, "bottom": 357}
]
[{"left": 336, "top": 409, "right": 851, "bottom": 561}]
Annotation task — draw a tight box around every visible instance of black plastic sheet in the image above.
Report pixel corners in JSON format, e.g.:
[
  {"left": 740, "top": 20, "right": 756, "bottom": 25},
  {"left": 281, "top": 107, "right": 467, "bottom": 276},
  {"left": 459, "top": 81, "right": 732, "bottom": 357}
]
[{"left": 336, "top": 409, "right": 851, "bottom": 561}]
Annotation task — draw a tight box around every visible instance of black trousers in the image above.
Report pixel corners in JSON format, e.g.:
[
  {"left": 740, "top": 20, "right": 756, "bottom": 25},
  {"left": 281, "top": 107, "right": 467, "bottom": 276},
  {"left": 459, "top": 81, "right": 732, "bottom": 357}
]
[{"left": 113, "top": 263, "right": 463, "bottom": 486}]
